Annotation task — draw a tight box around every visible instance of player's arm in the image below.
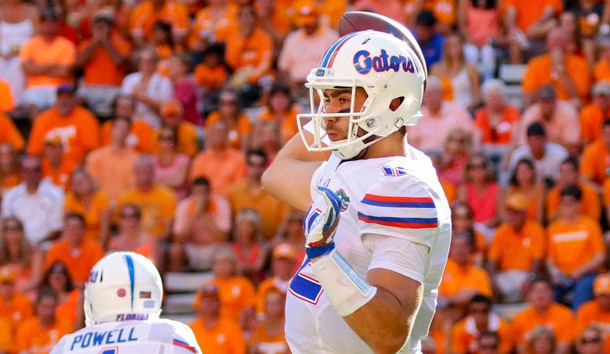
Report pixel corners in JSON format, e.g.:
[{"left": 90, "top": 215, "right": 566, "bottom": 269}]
[{"left": 261, "top": 133, "right": 329, "bottom": 211}]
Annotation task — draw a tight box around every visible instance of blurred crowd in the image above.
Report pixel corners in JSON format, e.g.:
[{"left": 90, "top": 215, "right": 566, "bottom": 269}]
[{"left": 2, "top": 0, "right": 610, "bottom": 353}]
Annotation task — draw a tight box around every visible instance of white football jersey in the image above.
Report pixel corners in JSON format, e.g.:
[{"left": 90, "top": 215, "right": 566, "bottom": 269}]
[
  {"left": 50, "top": 319, "right": 201, "bottom": 354},
  {"left": 285, "top": 146, "right": 451, "bottom": 354}
]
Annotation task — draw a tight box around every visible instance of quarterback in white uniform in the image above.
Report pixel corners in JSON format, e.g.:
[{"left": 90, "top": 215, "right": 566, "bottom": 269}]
[
  {"left": 261, "top": 23, "right": 451, "bottom": 354},
  {"left": 51, "top": 252, "right": 201, "bottom": 354}
]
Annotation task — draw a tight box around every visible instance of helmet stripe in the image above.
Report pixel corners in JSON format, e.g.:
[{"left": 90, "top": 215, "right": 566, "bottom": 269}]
[
  {"left": 321, "top": 32, "right": 358, "bottom": 68},
  {"left": 124, "top": 253, "right": 136, "bottom": 311}
]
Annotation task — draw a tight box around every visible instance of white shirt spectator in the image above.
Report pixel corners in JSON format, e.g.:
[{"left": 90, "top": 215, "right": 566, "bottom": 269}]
[
  {"left": 507, "top": 142, "right": 569, "bottom": 186},
  {"left": 120, "top": 72, "right": 173, "bottom": 128}
]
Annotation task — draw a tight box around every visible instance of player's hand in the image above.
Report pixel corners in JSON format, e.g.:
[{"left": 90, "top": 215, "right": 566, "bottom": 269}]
[{"left": 305, "top": 186, "right": 341, "bottom": 259}]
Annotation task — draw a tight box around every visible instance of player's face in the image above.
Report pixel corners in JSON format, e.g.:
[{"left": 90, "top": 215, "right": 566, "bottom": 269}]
[{"left": 321, "top": 87, "right": 368, "bottom": 142}]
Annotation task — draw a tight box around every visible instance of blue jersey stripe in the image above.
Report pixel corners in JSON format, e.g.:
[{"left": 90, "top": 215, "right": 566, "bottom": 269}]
[{"left": 361, "top": 199, "right": 435, "bottom": 208}]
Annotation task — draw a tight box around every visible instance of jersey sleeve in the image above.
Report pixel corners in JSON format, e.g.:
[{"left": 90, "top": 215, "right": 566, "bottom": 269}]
[
  {"left": 170, "top": 320, "right": 202, "bottom": 353},
  {"left": 357, "top": 174, "right": 440, "bottom": 248}
]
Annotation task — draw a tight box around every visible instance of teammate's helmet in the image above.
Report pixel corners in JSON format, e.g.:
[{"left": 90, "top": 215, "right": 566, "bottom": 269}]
[
  {"left": 84, "top": 251, "right": 163, "bottom": 326},
  {"left": 297, "top": 30, "right": 426, "bottom": 160}
]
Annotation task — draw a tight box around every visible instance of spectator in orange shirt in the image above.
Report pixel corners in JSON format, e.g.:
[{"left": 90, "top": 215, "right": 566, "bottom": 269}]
[
  {"left": 100, "top": 95, "right": 154, "bottom": 153},
  {"left": 0, "top": 265, "right": 33, "bottom": 327},
  {"left": 581, "top": 118, "right": 610, "bottom": 192},
  {"left": 0, "top": 142, "right": 22, "bottom": 195},
  {"left": 226, "top": 150, "right": 291, "bottom": 241},
  {"left": 41, "top": 136, "right": 75, "bottom": 192},
  {"left": 224, "top": 5, "right": 274, "bottom": 102},
  {"left": 546, "top": 157, "right": 601, "bottom": 223},
  {"left": 451, "top": 201, "right": 487, "bottom": 267},
  {"left": 255, "top": 242, "right": 298, "bottom": 315},
  {"left": 277, "top": 1, "right": 338, "bottom": 98},
  {"left": 499, "top": 158, "right": 545, "bottom": 224},
  {"left": 115, "top": 154, "right": 177, "bottom": 241},
  {"left": 169, "top": 177, "right": 230, "bottom": 272},
  {"left": 521, "top": 27, "right": 590, "bottom": 109},
  {"left": 575, "top": 274, "right": 610, "bottom": 353},
  {"left": 153, "top": 124, "right": 190, "bottom": 199},
  {"left": 353, "top": 0, "right": 406, "bottom": 24},
  {"left": 474, "top": 79, "right": 520, "bottom": 160},
  {"left": 189, "top": 0, "right": 238, "bottom": 51},
  {"left": 0, "top": 112, "right": 25, "bottom": 151},
  {"left": 190, "top": 119, "right": 247, "bottom": 196},
  {"left": 19, "top": 9, "right": 76, "bottom": 116},
  {"left": 75, "top": 10, "right": 131, "bottom": 117},
  {"left": 576, "top": 324, "right": 606, "bottom": 354},
  {"left": 107, "top": 203, "right": 161, "bottom": 268},
  {"left": 44, "top": 213, "right": 104, "bottom": 285},
  {"left": 580, "top": 80, "right": 610, "bottom": 147},
  {"left": 39, "top": 261, "right": 82, "bottom": 329},
  {"left": 194, "top": 43, "right": 229, "bottom": 108},
  {"left": 526, "top": 325, "right": 559, "bottom": 354},
  {"left": 28, "top": 84, "right": 101, "bottom": 166},
  {"left": 64, "top": 168, "right": 112, "bottom": 246},
  {"left": 254, "top": 0, "right": 293, "bottom": 61},
  {"left": 547, "top": 184, "right": 606, "bottom": 311},
  {"left": 477, "top": 331, "right": 501, "bottom": 354},
  {"left": 0, "top": 217, "right": 44, "bottom": 293},
  {"left": 512, "top": 276, "right": 574, "bottom": 354},
  {"left": 257, "top": 83, "right": 301, "bottom": 145},
  {"left": 128, "top": 0, "right": 189, "bottom": 48},
  {"left": 189, "top": 283, "right": 246, "bottom": 354},
  {"left": 504, "top": 0, "right": 562, "bottom": 64},
  {"left": 450, "top": 294, "right": 514, "bottom": 354},
  {"left": 86, "top": 116, "right": 139, "bottom": 203},
  {"left": 154, "top": 99, "right": 198, "bottom": 158},
  {"left": 438, "top": 231, "right": 492, "bottom": 318},
  {"left": 205, "top": 88, "right": 252, "bottom": 152},
  {"left": 193, "top": 248, "right": 256, "bottom": 326},
  {"left": 248, "top": 287, "right": 289, "bottom": 354},
  {"left": 593, "top": 33, "right": 610, "bottom": 82},
  {"left": 15, "top": 287, "right": 72, "bottom": 353},
  {"left": 488, "top": 193, "right": 546, "bottom": 303}
]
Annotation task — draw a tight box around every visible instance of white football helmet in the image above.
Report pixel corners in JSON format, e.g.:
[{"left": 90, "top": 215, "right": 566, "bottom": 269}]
[
  {"left": 297, "top": 30, "right": 426, "bottom": 160},
  {"left": 84, "top": 251, "right": 163, "bottom": 326}
]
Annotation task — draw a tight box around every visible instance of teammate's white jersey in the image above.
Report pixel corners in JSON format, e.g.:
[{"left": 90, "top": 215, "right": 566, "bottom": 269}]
[
  {"left": 286, "top": 146, "right": 451, "bottom": 354},
  {"left": 50, "top": 319, "right": 201, "bottom": 354}
]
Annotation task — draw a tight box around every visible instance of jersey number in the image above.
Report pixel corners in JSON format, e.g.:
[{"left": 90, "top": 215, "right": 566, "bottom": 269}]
[
  {"left": 99, "top": 348, "right": 118, "bottom": 354},
  {"left": 288, "top": 259, "right": 323, "bottom": 304}
]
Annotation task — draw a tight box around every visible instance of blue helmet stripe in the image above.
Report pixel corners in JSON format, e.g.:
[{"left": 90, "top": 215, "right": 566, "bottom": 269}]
[
  {"left": 124, "top": 253, "right": 135, "bottom": 311},
  {"left": 321, "top": 34, "right": 350, "bottom": 68}
]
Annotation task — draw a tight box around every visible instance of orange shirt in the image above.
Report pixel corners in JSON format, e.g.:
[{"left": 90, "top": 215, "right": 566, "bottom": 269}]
[
  {"left": 258, "top": 106, "right": 300, "bottom": 144},
  {"left": 0, "top": 317, "right": 13, "bottom": 352},
  {"left": 504, "top": 0, "right": 563, "bottom": 31},
  {"left": 44, "top": 239, "right": 104, "bottom": 284},
  {"left": 64, "top": 191, "right": 110, "bottom": 242},
  {"left": 85, "top": 146, "right": 139, "bottom": 202},
  {"left": 56, "top": 289, "right": 80, "bottom": 328},
  {"left": 115, "top": 185, "right": 177, "bottom": 237},
  {"left": 249, "top": 320, "right": 289, "bottom": 354},
  {"left": 547, "top": 182, "right": 601, "bottom": 221},
  {"left": 189, "top": 3, "right": 238, "bottom": 48},
  {"left": 451, "top": 316, "right": 513, "bottom": 354},
  {"left": 488, "top": 221, "right": 546, "bottom": 272},
  {"left": 0, "top": 78, "right": 14, "bottom": 112},
  {"left": 189, "top": 317, "right": 246, "bottom": 354},
  {"left": 575, "top": 300, "right": 610, "bottom": 353},
  {"left": 224, "top": 28, "right": 274, "bottom": 85},
  {"left": 0, "top": 292, "right": 33, "bottom": 326},
  {"left": 512, "top": 303, "right": 574, "bottom": 343},
  {"left": 189, "top": 148, "right": 247, "bottom": 196},
  {"left": 78, "top": 34, "right": 131, "bottom": 86},
  {"left": 28, "top": 106, "right": 101, "bottom": 165},
  {"left": 255, "top": 278, "right": 285, "bottom": 315},
  {"left": 194, "top": 64, "right": 229, "bottom": 91},
  {"left": 226, "top": 179, "right": 291, "bottom": 241},
  {"left": 205, "top": 112, "right": 252, "bottom": 150},
  {"left": 581, "top": 139, "right": 610, "bottom": 185},
  {"left": 41, "top": 158, "right": 76, "bottom": 192},
  {"left": 593, "top": 59, "right": 610, "bottom": 82},
  {"left": 316, "top": 0, "right": 348, "bottom": 29},
  {"left": 15, "top": 317, "right": 72, "bottom": 354},
  {"left": 547, "top": 216, "right": 605, "bottom": 276},
  {"left": 101, "top": 119, "right": 154, "bottom": 153},
  {"left": 19, "top": 35, "right": 77, "bottom": 88},
  {"left": 152, "top": 121, "right": 198, "bottom": 157},
  {"left": 129, "top": 0, "right": 189, "bottom": 41},
  {"left": 604, "top": 178, "right": 610, "bottom": 206},
  {"left": 193, "top": 277, "right": 256, "bottom": 323},
  {"left": 579, "top": 103, "right": 609, "bottom": 146},
  {"left": 474, "top": 105, "right": 520, "bottom": 144},
  {"left": 0, "top": 113, "right": 25, "bottom": 150},
  {"left": 522, "top": 53, "right": 591, "bottom": 102},
  {"left": 438, "top": 259, "right": 492, "bottom": 298}
]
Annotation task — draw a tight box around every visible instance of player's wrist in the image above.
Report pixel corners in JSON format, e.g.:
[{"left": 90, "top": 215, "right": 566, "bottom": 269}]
[{"left": 306, "top": 241, "right": 335, "bottom": 259}]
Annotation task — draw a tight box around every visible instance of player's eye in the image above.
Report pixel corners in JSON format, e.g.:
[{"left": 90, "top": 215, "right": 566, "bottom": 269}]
[{"left": 338, "top": 98, "right": 350, "bottom": 105}]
